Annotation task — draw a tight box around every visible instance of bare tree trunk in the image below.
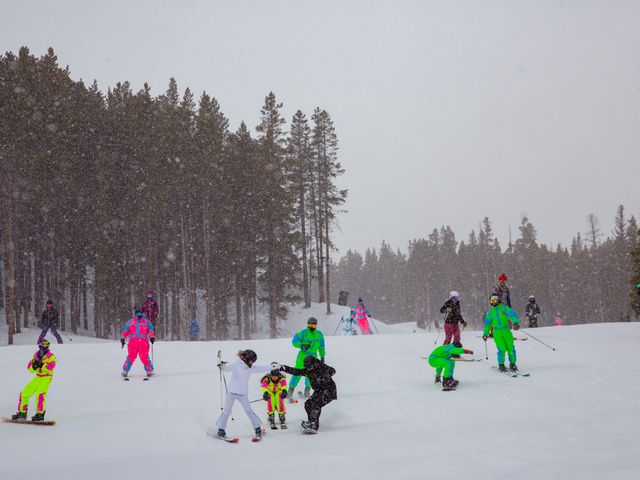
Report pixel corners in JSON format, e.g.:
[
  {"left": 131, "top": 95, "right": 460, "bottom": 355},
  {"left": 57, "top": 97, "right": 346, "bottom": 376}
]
[
  {"left": 82, "top": 272, "right": 88, "bottom": 331},
  {"left": 324, "top": 209, "right": 331, "bottom": 314},
  {"left": 180, "top": 217, "right": 189, "bottom": 341},
  {"left": 2, "top": 165, "right": 16, "bottom": 344},
  {"left": 203, "top": 200, "right": 214, "bottom": 339},
  {"left": 300, "top": 191, "right": 311, "bottom": 308}
]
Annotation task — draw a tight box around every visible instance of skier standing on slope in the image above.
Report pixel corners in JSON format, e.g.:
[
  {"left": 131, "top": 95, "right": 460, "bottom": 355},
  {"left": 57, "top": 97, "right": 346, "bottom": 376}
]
[
  {"left": 261, "top": 369, "right": 288, "bottom": 429},
  {"left": 38, "top": 300, "right": 63, "bottom": 344},
  {"left": 439, "top": 291, "right": 468, "bottom": 349},
  {"left": 351, "top": 298, "right": 373, "bottom": 335},
  {"left": 189, "top": 318, "right": 200, "bottom": 341},
  {"left": 120, "top": 306, "right": 155, "bottom": 378},
  {"left": 483, "top": 294, "right": 520, "bottom": 372},
  {"left": 216, "top": 350, "right": 275, "bottom": 440},
  {"left": 427, "top": 344, "right": 474, "bottom": 391},
  {"left": 525, "top": 296, "right": 541, "bottom": 328},
  {"left": 11, "top": 340, "right": 57, "bottom": 422},
  {"left": 142, "top": 290, "right": 159, "bottom": 333},
  {"left": 281, "top": 356, "right": 337, "bottom": 433},
  {"left": 287, "top": 317, "right": 325, "bottom": 401},
  {"left": 555, "top": 313, "right": 563, "bottom": 326},
  {"left": 493, "top": 273, "right": 512, "bottom": 307}
]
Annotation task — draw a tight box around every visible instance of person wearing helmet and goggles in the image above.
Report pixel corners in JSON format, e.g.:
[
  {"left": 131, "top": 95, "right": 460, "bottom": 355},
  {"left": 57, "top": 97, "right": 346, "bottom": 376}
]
[
  {"left": 260, "top": 368, "right": 289, "bottom": 429},
  {"left": 287, "top": 317, "right": 325, "bottom": 401},
  {"left": 439, "top": 291, "right": 468, "bottom": 350},
  {"left": 11, "top": 340, "right": 57, "bottom": 422},
  {"left": 120, "top": 305, "right": 155, "bottom": 378},
  {"left": 483, "top": 294, "right": 521, "bottom": 372}
]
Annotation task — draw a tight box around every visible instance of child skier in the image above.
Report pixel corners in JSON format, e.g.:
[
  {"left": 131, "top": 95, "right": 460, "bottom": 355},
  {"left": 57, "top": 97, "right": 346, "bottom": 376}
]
[
  {"left": 120, "top": 306, "right": 155, "bottom": 378},
  {"left": 351, "top": 298, "right": 373, "bottom": 335},
  {"left": 261, "top": 368, "right": 288, "bottom": 429},
  {"left": 428, "top": 343, "right": 474, "bottom": 391},
  {"left": 439, "top": 291, "right": 468, "bottom": 347},
  {"left": 287, "top": 317, "right": 325, "bottom": 401},
  {"left": 281, "top": 355, "right": 337, "bottom": 433},
  {"left": 482, "top": 294, "right": 521, "bottom": 372},
  {"left": 216, "top": 350, "right": 276, "bottom": 440},
  {"left": 11, "top": 340, "right": 57, "bottom": 422}
]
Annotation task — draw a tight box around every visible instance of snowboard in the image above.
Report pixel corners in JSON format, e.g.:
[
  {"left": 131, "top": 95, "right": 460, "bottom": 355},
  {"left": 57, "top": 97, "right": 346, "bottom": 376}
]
[{"left": 2, "top": 416, "right": 56, "bottom": 426}]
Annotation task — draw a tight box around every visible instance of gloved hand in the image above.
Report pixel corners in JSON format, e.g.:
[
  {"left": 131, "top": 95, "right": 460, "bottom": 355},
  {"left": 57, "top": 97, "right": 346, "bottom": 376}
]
[
  {"left": 462, "top": 321, "right": 468, "bottom": 329},
  {"left": 513, "top": 324, "right": 520, "bottom": 331},
  {"left": 271, "top": 362, "right": 281, "bottom": 369},
  {"left": 262, "top": 391, "right": 270, "bottom": 401},
  {"left": 320, "top": 357, "right": 325, "bottom": 364},
  {"left": 150, "top": 337, "right": 155, "bottom": 344},
  {"left": 301, "top": 344, "right": 310, "bottom": 351},
  {"left": 463, "top": 349, "right": 474, "bottom": 355},
  {"left": 217, "top": 361, "right": 227, "bottom": 369},
  {"left": 482, "top": 336, "right": 488, "bottom": 341},
  {"left": 281, "top": 390, "right": 287, "bottom": 399},
  {"left": 120, "top": 338, "right": 126, "bottom": 347},
  {"left": 31, "top": 359, "right": 42, "bottom": 370}
]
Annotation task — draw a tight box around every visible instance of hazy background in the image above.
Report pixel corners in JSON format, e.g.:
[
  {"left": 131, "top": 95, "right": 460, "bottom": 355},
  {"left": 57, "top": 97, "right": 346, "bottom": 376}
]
[{"left": 2, "top": 0, "right": 639, "bottom": 253}]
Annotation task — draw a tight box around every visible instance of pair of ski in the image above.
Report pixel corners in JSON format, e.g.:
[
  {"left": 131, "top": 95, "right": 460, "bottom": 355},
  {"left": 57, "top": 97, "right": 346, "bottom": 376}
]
[
  {"left": 419, "top": 355, "right": 482, "bottom": 362},
  {"left": 208, "top": 426, "right": 267, "bottom": 443},
  {"left": 1, "top": 416, "right": 56, "bottom": 426},
  {"left": 492, "top": 366, "right": 531, "bottom": 377}
]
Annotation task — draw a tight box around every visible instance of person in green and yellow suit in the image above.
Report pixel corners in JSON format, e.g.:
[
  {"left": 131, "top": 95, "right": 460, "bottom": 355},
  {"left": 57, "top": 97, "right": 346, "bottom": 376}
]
[
  {"left": 483, "top": 294, "right": 520, "bottom": 372},
  {"left": 287, "top": 317, "right": 325, "bottom": 400},
  {"left": 11, "top": 340, "right": 57, "bottom": 422},
  {"left": 428, "top": 344, "right": 474, "bottom": 391}
]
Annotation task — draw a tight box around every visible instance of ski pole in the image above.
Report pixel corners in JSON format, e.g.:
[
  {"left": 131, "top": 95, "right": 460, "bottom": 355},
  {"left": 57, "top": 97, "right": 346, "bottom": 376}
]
[
  {"left": 332, "top": 318, "right": 344, "bottom": 335},
  {"left": 370, "top": 316, "right": 380, "bottom": 334},
  {"left": 217, "top": 350, "right": 234, "bottom": 422},
  {"left": 520, "top": 329, "right": 556, "bottom": 351},
  {"left": 484, "top": 338, "right": 488, "bottom": 360},
  {"left": 151, "top": 342, "right": 154, "bottom": 364},
  {"left": 434, "top": 311, "right": 450, "bottom": 345},
  {"left": 59, "top": 329, "right": 73, "bottom": 342}
]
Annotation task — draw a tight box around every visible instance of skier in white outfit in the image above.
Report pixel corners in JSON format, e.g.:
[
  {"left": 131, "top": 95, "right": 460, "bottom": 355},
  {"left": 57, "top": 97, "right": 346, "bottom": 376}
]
[{"left": 216, "top": 349, "right": 276, "bottom": 439}]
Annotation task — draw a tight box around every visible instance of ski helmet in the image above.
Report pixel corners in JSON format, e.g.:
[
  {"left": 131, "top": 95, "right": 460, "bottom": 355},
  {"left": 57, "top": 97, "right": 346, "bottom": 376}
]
[
  {"left": 490, "top": 294, "right": 500, "bottom": 306},
  {"left": 303, "top": 355, "right": 319, "bottom": 370},
  {"left": 499, "top": 273, "right": 507, "bottom": 283},
  {"left": 46, "top": 299, "right": 54, "bottom": 307},
  {"left": 239, "top": 349, "right": 257, "bottom": 367},
  {"left": 450, "top": 291, "right": 460, "bottom": 300},
  {"left": 134, "top": 305, "right": 143, "bottom": 314},
  {"left": 529, "top": 295, "right": 536, "bottom": 301},
  {"left": 357, "top": 298, "right": 364, "bottom": 304},
  {"left": 38, "top": 340, "right": 51, "bottom": 351},
  {"left": 269, "top": 369, "right": 280, "bottom": 378},
  {"left": 146, "top": 290, "right": 154, "bottom": 298},
  {"left": 307, "top": 317, "right": 318, "bottom": 326}
]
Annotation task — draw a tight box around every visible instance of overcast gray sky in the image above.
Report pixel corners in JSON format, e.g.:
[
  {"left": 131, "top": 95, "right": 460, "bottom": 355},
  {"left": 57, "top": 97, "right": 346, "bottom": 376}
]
[{"left": 2, "top": 0, "right": 639, "bottom": 254}]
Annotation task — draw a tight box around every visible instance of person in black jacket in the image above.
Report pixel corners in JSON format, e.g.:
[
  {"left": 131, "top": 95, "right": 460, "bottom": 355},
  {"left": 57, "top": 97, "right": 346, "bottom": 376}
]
[
  {"left": 439, "top": 291, "right": 467, "bottom": 347},
  {"left": 281, "top": 356, "right": 337, "bottom": 433},
  {"left": 38, "top": 300, "right": 63, "bottom": 344},
  {"left": 525, "top": 295, "right": 541, "bottom": 328}
]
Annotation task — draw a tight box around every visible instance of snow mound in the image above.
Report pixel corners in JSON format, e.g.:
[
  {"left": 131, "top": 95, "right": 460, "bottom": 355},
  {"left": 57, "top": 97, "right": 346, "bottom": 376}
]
[{"left": 1, "top": 323, "right": 639, "bottom": 480}]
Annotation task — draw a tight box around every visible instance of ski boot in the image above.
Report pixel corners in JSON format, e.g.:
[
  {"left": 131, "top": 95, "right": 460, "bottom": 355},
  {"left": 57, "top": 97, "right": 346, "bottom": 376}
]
[
  {"left": 279, "top": 413, "right": 287, "bottom": 429},
  {"left": 121, "top": 370, "right": 128, "bottom": 378},
  {"left": 301, "top": 420, "right": 318, "bottom": 432},
  {"left": 434, "top": 375, "right": 441, "bottom": 384},
  {"left": 509, "top": 363, "right": 518, "bottom": 372},
  {"left": 268, "top": 413, "right": 277, "bottom": 430},
  {"left": 31, "top": 412, "right": 45, "bottom": 422},
  {"left": 303, "top": 387, "right": 311, "bottom": 398},
  {"left": 146, "top": 370, "right": 155, "bottom": 378},
  {"left": 217, "top": 429, "right": 227, "bottom": 438},
  {"left": 442, "top": 377, "right": 457, "bottom": 391},
  {"left": 287, "top": 387, "right": 295, "bottom": 404},
  {"left": 11, "top": 411, "right": 27, "bottom": 421},
  {"left": 498, "top": 364, "right": 508, "bottom": 372},
  {"left": 451, "top": 377, "right": 459, "bottom": 387},
  {"left": 254, "top": 427, "right": 262, "bottom": 439}
]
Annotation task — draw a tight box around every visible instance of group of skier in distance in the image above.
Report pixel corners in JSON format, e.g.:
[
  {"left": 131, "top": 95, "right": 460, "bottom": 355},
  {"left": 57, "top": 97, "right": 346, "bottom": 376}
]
[{"left": 8, "top": 278, "right": 556, "bottom": 434}]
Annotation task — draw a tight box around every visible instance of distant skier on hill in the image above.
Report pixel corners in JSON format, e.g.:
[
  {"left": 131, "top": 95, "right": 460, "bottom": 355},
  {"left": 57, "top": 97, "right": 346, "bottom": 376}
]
[
  {"left": 189, "top": 318, "right": 200, "bottom": 341},
  {"left": 525, "top": 296, "right": 541, "bottom": 328},
  {"left": 261, "top": 369, "right": 288, "bottom": 429},
  {"left": 493, "top": 273, "right": 512, "bottom": 307},
  {"left": 142, "top": 290, "right": 159, "bottom": 332},
  {"left": 38, "top": 300, "right": 63, "bottom": 344},
  {"left": 427, "top": 344, "right": 474, "bottom": 391},
  {"left": 352, "top": 298, "right": 373, "bottom": 335},
  {"left": 281, "top": 356, "right": 337, "bottom": 433},
  {"left": 11, "top": 340, "right": 57, "bottom": 422},
  {"left": 555, "top": 313, "right": 563, "bottom": 326},
  {"left": 120, "top": 306, "right": 155, "bottom": 378},
  {"left": 483, "top": 294, "right": 520, "bottom": 372},
  {"left": 439, "top": 291, "right": 468, "bottom": 349},
  {"left": 216, "top": 350, "right": 275, "bottom": 440},
  {"left": 287, "top": 317, "right": 325, "bottom": 401}
]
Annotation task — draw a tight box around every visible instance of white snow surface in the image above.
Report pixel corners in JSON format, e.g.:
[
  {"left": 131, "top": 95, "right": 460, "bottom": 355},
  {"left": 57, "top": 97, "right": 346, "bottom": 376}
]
[{"left": 1, "top": 322, "right": 639, "bottom": 480}]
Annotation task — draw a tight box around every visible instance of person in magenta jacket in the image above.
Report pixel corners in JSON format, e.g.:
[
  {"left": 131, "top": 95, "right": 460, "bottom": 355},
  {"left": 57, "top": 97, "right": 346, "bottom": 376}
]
[
  {"left": 120, "top": 306, "right": 155, "bottom": 378},
  {"left": 351, "top": 298, "right": 372, "bottom": 335}
]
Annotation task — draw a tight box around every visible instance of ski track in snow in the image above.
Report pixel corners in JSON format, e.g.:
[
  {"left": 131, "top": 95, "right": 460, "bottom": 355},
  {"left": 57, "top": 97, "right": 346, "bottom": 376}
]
[{"left": 1, "top": 321, "right": 639, "bottom": 479}]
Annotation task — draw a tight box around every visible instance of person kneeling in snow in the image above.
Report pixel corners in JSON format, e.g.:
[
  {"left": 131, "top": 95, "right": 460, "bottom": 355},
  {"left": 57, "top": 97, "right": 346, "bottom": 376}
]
[
  {"left": 261, "top": 369, "right": 288, "bottom": 429},
  {"left": 281, "top": 356, "right": 337, "bottom": 433},
  {"left": 428, "top": 344, "right": 473, "bottom": 391},
  {"left": 12, "top": 340, "right": 57, "bottom": 422},
  {"left": 216, "top": 350, "right": 276, "bottom": 440}
]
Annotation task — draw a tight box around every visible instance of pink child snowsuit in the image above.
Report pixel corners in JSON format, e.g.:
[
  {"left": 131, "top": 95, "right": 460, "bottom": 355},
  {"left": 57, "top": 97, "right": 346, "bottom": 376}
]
[
  {"left": 121, "top": 316, "right": 155, "bottom": 373},
  {"left": 352, "top": 305, "right": 372, "bottom": 335},
  {"left": 555, "top": 315, "right": 563, "bottom": 326}
]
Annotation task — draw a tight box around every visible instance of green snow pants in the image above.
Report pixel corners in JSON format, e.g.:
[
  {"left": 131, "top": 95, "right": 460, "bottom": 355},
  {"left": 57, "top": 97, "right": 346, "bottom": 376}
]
[
  {"left": 493, "top": 329, "right": 516, "bottom": 365},
  {"left": 428, "top": 357, "right": 455, "bottom": 378}
]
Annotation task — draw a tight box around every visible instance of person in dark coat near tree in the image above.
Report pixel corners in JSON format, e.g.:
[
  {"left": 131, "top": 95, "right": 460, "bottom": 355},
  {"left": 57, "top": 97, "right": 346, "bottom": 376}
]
[
  {"left": 38, "top": 300, "right": 63, "bottom": 344},
  {"left": 281, "top": 356, "right": 337, "bottom": 433},
  {"left": 439, "top": 291, "right": 468, "bottom": 348}
]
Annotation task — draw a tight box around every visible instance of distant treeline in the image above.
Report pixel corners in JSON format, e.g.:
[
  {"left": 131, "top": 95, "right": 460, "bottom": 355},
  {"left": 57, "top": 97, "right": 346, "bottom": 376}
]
[
  {"left": 332, "top": 209, "right": 640, "bottom": 327},
  {"left": 0, "top": 47, "right": 346, "bottom": 344}
]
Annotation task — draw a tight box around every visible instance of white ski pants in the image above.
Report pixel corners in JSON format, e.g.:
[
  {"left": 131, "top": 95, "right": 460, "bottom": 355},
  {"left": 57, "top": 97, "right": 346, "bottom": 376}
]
[{"left": 216, "top": 393, "right": 261, "bottom": 430}]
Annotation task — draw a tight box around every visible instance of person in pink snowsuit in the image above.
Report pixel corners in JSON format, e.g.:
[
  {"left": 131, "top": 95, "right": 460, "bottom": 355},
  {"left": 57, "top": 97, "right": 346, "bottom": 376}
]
[
  {"left": 555, "top": 313, "right": 563, "bottom": 326},
  {"left": 120, "top": 306, "right": 155, "bottom": 378},
  {"left": 351, "top": 298, "right": 373, "bottom": 335}
]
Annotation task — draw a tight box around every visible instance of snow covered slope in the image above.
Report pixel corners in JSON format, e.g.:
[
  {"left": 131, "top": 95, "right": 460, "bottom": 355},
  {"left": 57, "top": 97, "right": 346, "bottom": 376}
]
[{"left": 1, "top": 323, "right": 639, "bottom": 480}]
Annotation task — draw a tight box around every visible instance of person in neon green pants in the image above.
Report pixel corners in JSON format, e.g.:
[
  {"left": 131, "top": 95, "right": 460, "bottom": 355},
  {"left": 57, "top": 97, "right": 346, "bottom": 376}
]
[
  {"left": 11, "top": 340, "right": 57, "bottom": 422},
  {"left": 287, "top": 317, "right": 325, "bottom": 400},
  {"left": 428, "top": 344, "right": 474, "bottom": 390},
  {"left": 483, "top": 294, "right": 520, "bottom": 372}
]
